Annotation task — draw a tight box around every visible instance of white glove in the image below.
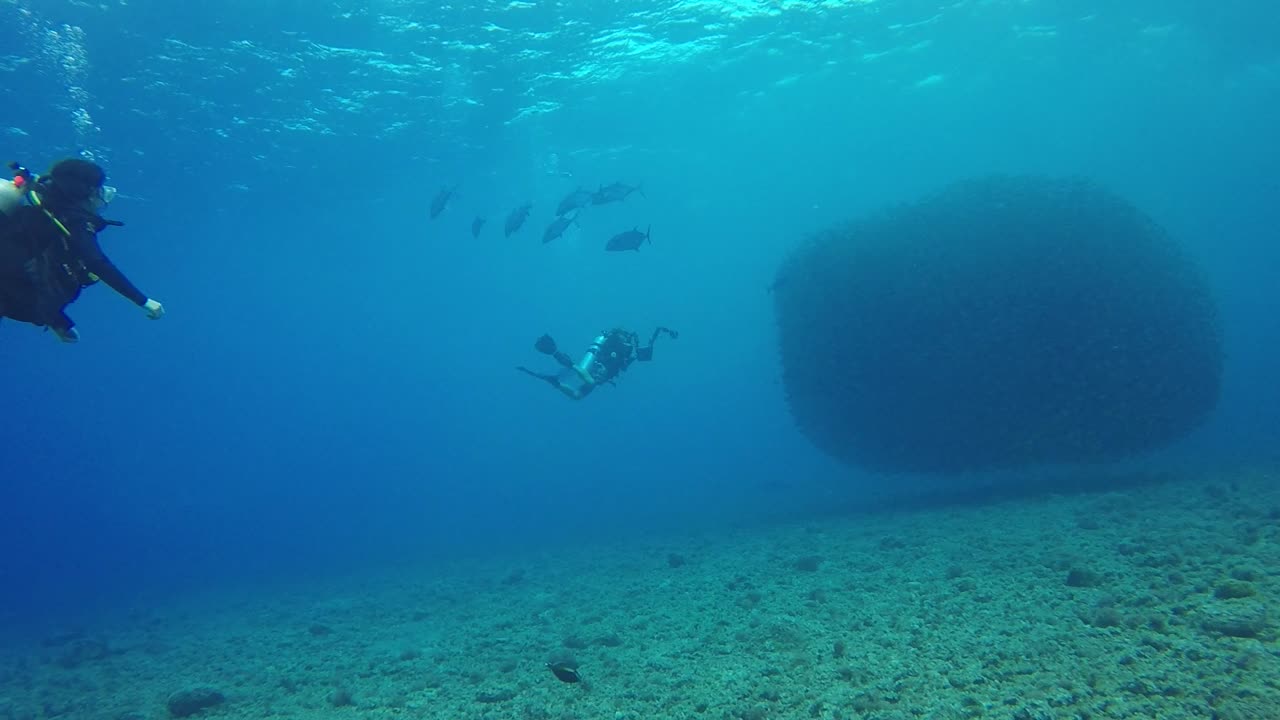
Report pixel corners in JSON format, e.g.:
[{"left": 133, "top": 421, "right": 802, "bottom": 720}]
[{"left": 143, "top": 298, "right": 165, "bottom": 319}]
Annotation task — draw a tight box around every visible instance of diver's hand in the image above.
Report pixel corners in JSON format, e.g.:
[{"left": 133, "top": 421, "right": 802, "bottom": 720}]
[{"left": 143, "top": 298, "right": 165, "bottom": 319}]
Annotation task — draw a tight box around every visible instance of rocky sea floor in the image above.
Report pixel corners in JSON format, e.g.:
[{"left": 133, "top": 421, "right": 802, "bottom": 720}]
[{"left": 2, "top": 465, "right": 1277, "bottom": 720}]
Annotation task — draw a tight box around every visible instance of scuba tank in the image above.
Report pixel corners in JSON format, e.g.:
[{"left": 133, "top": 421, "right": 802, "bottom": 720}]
[
  {"left": 0, "top": 178, "right": 25, "bottom": 219},
  {"left": 1, "top": 163, "right": 37, "bottom": 220},
  {"left": 576, "top": 333, "right": 607, "bottom": 377}
]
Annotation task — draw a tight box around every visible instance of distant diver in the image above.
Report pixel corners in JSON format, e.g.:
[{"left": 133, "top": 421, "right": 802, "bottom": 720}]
[
  {"left": 0, "top": 158, "right": 165, "bottom": 343},
  {"left": 517, "top": 326, "right": 678, "bottom": 400}
]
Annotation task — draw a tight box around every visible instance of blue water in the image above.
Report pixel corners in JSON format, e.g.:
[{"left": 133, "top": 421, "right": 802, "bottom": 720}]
[{"left": 1, "top": 0, "right": 1277, "bottom": 623}]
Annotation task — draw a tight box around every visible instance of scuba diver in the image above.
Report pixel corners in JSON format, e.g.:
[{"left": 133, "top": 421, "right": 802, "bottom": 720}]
[
  {"left": 0, "top": 158, "right": 164, "bottom": 342},
  {"left": 517, "top": 326, "right": 679, "bottom": 399}
]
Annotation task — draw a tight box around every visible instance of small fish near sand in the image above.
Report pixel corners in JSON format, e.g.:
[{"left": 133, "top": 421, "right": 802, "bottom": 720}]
[
  {"left": 429, "top": 185, "right": 456, "bottom": 220},
  {"left": 505, "top": 202, "right": 532, "bottom": 237},
  {"left": 605, "top": 225, "right": 651, "bottom": 252},
  {"left": 546, "top": 662, "right": 581, "bottom": 683},
  {"left": 542, "top": 213, "right": 578, "bottom": 245},
  {"left": 471, "top": 216, "right": 486, "bottom": 238}
]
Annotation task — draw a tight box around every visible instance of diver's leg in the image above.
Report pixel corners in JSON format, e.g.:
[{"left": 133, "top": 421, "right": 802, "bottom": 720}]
[
  {"left": 535, "top": 334, "right": 579, "bottom": 371},
  {"left": 516, "top": 366, "right": 593, "bottom": 400},
  {"left": 49, "top": 310, "right": 79, "bottom": 343},
  {"left": 516, "top": 366, "right": 563, "bottom": 389}
]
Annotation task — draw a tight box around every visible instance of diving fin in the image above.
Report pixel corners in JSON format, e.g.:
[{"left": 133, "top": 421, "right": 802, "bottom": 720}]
[{"left": 535, "top": 334, "right": 557, "bottom": 355}]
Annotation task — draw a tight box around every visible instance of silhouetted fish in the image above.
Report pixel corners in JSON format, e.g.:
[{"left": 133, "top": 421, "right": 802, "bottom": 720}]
[
  {"left": 546, "top": 662, "right": 581, "bottom": 683},
  {"left": 605, "top": 225, "right": 651, "bottom": 252},
  {"left": 556, "top": 188, "right": 593, "bottom": 216},
  {"left": 505, "top": 203, "right": 532, "bottom": 237},
  {"left": 471, "top": 216, "right": 486, "bottom": 238},
  {"left": 542, "top": 213, "right": 578, "bottom": 244},
  {"left": 591, "top": 181, "right": 644, "bottom": 206},
  {"left": 430, "top": 185, "right": 456, "bottom": 219}
]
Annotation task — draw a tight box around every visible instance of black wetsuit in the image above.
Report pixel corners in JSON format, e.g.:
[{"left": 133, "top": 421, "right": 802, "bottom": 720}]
[
  {"left": 0, "top": 202, "right": 145, "bottom": 331},
  {"left": 589, "top": 330, "right": 640, "bottom": 383}
]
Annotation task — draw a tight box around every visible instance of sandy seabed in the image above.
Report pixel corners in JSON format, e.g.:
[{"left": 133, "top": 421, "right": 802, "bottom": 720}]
[{"left": 2, "top": 466, "right": 1277, "bottom": 720}]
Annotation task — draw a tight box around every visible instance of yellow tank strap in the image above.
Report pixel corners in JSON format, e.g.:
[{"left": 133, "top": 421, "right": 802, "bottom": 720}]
[
  {"left": 31, "top": 190, "right": 97, "bottom": 283},
  {"left": 29, "top": 191, "right": 72, "bottom": 237},
  {"left": 42, "top": 209, "right": 71, "bottom": 237}
]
